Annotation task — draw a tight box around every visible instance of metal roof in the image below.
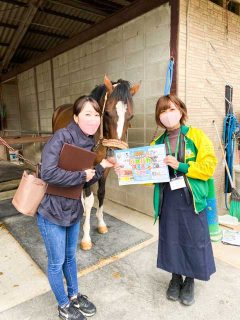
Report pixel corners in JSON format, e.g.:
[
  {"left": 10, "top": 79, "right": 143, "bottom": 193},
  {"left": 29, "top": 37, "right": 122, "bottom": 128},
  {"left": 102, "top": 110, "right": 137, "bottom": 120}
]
[{"left": 0, "top": 0, "right": 135, "bottom": 74}]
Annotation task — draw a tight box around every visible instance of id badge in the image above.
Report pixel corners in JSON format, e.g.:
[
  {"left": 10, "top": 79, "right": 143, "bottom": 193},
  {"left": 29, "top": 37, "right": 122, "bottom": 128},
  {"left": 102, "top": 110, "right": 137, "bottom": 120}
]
[{"left": 169, "top": 176, "right": 186, "bottom": 190}]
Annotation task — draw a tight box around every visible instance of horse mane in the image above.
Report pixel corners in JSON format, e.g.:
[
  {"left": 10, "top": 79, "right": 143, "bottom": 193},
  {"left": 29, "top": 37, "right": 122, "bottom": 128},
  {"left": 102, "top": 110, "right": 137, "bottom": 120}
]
[
  {"left": 90, "top": 84, "right": 106, "bottom": 102},
  {"left": 90, "top": 79, "right": 133, "bottom": 105}
]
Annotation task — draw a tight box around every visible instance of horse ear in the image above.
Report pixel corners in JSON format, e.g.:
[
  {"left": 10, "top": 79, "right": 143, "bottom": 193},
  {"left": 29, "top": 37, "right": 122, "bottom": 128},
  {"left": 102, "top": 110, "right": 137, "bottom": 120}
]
[
  {"left": 130, "top": 82, "right": 141, "bottom": 96},
  {"left": 104, "top": 74, "right": 113, "bottom": 94}
]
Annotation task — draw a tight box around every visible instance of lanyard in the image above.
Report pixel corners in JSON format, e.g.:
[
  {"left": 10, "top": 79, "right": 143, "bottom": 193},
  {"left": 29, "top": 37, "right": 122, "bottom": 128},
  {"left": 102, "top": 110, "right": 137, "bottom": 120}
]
[{"left": 165, "top": 133, "right": 180, "bottom": 176}]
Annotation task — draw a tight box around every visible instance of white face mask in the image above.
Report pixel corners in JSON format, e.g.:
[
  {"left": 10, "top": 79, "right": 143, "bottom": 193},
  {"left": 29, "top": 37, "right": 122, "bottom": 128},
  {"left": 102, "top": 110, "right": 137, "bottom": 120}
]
[{"left": 159, "top": 108, "right": 182, "bottom": 128}]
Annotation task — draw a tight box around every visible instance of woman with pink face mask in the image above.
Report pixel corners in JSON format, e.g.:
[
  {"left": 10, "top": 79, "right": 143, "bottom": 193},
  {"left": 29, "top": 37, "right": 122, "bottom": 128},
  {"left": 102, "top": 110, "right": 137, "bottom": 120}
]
[
  {"left": 38, "top": 96, "right": 113, "bottom": 320},
  {"left": 152, "top": 94, "right": 217, "bottom": 306}
]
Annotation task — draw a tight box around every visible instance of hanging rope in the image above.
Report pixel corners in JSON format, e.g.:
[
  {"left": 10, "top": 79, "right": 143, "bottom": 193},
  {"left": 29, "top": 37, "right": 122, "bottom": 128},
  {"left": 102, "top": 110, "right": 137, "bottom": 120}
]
[
  {"left": 223, "top": 113, "right": 237, "bottom": 194},
  {"left": 222, "top": 85, "right": 240, "bottom": 209},
  {"left": 150, "top": 58, "right": 174, "bottom": 143},
  {"left": 164, "top": 57, "right": 174, "bottom": 95}
]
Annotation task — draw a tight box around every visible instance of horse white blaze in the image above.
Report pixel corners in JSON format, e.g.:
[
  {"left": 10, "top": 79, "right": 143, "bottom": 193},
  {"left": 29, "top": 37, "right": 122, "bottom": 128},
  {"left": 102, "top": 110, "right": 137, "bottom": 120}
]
[
  {"left": 116, "top": 101, "right": 127, "bottom": 139},
  {"left": 96, "top": 205, "right": 106, "bottom": 227},
  {"left": 82, "top": 192, "right": 94, "bottom": 243}
]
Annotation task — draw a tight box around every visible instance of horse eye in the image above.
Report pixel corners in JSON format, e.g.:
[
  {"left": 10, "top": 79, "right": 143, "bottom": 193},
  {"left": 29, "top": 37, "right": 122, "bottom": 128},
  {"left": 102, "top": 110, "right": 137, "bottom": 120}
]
[{"left": 104, "top": 111, "right": 110, "bottom": 117}]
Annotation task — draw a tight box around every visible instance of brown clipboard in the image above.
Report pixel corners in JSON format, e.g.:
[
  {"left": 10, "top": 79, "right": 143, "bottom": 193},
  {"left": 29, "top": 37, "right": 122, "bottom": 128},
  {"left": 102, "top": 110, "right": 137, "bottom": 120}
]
[{"left": 46, "top": 143, "right": 96, "bottom": 199}]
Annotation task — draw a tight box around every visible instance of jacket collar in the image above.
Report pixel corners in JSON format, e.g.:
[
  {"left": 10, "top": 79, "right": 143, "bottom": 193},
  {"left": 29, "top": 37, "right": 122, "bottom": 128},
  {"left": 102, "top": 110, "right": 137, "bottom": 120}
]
[{"left": 153, "top": 125, "right": 189, "bottom": 145}]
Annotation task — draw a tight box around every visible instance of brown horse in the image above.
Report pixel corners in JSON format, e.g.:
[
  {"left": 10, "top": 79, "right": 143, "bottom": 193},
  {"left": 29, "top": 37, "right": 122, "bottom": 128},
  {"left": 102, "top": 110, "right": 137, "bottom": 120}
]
[{"left": 52, "top": 75, "right": 140, "bottom": 250}]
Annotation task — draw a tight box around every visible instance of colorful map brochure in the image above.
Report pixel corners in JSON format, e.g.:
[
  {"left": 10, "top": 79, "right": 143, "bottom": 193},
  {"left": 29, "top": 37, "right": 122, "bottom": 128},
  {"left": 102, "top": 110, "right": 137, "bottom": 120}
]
[{"left": 114, "top": 144, "right": 170, "bottom": 186}]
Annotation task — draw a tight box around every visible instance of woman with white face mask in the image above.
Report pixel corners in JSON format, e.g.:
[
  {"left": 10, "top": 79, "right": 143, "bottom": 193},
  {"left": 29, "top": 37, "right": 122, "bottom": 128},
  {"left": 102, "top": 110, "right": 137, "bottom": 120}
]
[
  {"left": 152, "top": 95, "right": 217, "bottom": 306},
  {"left": 37, "top": 96, "right": 113, "bottom": 320}
]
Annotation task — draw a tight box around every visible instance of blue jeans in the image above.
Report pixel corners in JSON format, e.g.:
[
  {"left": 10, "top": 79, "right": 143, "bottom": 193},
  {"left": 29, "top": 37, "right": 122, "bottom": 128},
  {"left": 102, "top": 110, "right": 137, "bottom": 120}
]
[{"left": 37, "top": 213, "right": 80, "bottom": 307}]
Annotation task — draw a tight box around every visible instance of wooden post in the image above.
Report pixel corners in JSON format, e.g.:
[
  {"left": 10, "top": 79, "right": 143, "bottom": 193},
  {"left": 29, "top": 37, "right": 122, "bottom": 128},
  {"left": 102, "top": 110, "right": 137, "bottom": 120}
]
[
  {"left": 50, "top": 59, "right": 56, "bottom": 111},
  {"left": 16, "top": 76, "right": 22, "bottom": 135},
  {"left": 33, "top": 67, "right": 41, "bottom": 135}
]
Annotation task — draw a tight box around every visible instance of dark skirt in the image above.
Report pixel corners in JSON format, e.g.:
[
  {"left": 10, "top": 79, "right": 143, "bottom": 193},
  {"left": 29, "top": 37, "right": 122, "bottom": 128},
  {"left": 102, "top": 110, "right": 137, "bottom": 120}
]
[{"left": 157, "top": 183, "right": 216, "bottom": 281}]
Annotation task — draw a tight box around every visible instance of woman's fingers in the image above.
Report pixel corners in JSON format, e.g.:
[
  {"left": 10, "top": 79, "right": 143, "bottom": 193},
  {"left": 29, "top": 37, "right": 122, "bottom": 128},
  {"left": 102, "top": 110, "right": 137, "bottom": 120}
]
[
  {"left": 85, "top": 169, "right": 96, "bottom": 181},
  {"left": 164, "top": 156, "right": 179, "bottom": 169},
  {"left": 100, "top": 159, "right": 114, "bottom": 168}
]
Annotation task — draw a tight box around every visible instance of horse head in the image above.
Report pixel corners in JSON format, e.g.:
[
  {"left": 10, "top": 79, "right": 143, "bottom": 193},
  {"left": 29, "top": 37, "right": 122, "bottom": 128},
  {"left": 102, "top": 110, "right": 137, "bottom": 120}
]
[{"left": 91, "top": 75, "right": 140, "bottom": 157}]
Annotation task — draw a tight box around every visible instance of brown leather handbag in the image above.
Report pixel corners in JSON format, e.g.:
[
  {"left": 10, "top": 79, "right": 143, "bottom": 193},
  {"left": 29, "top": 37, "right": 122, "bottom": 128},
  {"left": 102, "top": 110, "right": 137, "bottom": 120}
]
[
  {"left": 0, "top": 136, "right": 47, "bottom": 216},
  {"left": 12, "top": 170, "right": 47, "bottom": 216}
]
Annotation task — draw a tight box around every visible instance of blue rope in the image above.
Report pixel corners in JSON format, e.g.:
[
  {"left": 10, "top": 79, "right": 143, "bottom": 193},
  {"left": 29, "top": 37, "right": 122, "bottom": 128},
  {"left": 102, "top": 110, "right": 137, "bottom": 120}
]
[
  {"left": 151, "top": 58, "right": 175, "bottom": 142},
  {"left": 223, "top": 113, "right": 237, "bottom": 208},
  {"left": 164, "top": 58, "right": 174, "bottom": 95}
]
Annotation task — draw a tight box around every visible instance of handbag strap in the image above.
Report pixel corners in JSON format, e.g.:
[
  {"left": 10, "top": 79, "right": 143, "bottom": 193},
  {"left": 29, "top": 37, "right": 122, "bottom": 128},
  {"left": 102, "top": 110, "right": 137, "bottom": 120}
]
[{"left": 0, "top": 136, "right": 37, "bottom": 169}]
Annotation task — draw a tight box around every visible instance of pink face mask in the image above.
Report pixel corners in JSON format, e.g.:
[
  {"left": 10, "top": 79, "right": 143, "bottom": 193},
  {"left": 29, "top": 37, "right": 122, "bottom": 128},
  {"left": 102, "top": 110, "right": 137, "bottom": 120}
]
[
  {"left": 160, "top": 109, "right": 181, "bottom": 128},
  {"left": 78, "top": 117, "right": 100, "bottom": 135}
]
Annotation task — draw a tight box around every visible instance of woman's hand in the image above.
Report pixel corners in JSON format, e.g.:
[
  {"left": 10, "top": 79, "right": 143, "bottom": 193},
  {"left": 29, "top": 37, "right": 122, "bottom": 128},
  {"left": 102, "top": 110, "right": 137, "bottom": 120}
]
[
  {"left": 85, "top": 169, "right": 96, "bottom": 182},
  {"left": 164, "top": 155, "right": 179, "bottom": 170},
  {"left": 113, "top": 164, "right": 122, "bottom": 176},
  {"left": 100, "top": 159, "right": 115, "bottom": 169}
]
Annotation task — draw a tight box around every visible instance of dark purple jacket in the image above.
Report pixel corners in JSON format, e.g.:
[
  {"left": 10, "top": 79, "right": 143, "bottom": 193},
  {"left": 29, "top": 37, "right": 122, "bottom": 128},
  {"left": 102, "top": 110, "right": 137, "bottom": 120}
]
[{"left": 38, "top": 121, "right": 104, "bottom": 226}]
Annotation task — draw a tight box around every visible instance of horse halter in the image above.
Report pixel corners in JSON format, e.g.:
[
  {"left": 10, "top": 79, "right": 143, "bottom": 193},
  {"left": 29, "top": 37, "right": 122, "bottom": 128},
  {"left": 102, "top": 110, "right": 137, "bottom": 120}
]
[{"left": 95, "top": 92, "right": 129, "bottom": 151}]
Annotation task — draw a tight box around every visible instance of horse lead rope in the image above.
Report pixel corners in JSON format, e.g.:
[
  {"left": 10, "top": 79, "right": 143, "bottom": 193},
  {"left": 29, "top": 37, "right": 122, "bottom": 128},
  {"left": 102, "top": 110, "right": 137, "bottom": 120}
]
[
  {"left": 99, "top": 92, "right": 108, "bottom": 140},
  {"left": 0, "top": 136, "right": 36, "bottom": 168}
]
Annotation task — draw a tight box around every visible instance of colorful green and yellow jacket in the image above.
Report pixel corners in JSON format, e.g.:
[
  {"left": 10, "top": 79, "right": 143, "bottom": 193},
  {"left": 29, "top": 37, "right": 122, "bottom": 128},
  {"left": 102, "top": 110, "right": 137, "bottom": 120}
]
[{"left": 152, "top": 125, "right": 217, "bottom": 222}]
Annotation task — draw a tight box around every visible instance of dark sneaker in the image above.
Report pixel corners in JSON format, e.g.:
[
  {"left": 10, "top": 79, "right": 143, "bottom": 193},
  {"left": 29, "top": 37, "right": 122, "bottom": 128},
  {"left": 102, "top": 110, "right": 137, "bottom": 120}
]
[
  {"left": 71, "top": 294, "right": 96, "bottom": 317},
  {"left": 58, "top": 301, "right": 86, "bottom": 320},
  {"left": 180, "top": 277, "right": 195, "bottom": 306},
  {"left": 166, "top": 274, "right": 183, "bottom": 301}
]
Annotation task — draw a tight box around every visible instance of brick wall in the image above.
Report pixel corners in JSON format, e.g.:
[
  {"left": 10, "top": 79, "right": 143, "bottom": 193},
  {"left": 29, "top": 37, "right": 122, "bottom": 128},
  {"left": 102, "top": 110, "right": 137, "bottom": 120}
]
[
  {"left": 1, "top": 82, "right": 21, "bottom": 135},
  {"left": 178, "top": 0, "right": 240, "bottom": 211},
  {"left": 36, "top": 61, "right": 54, "bottom": 133}
]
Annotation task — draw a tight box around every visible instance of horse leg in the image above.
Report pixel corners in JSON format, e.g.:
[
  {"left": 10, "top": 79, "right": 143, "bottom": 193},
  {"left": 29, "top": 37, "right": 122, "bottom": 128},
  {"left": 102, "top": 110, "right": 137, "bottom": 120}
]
[
  {"left": 96, "top": 170, "right": 110, "bottom": 234},
  {"left": 80, "top": 187, "right": 94, "bottom": 250}
]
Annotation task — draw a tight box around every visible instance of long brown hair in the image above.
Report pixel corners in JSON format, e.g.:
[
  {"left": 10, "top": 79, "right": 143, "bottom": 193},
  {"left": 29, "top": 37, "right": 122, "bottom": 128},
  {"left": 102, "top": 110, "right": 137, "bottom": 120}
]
[{"left": 155, "top": 94, "right": 188, "bottom": 128}]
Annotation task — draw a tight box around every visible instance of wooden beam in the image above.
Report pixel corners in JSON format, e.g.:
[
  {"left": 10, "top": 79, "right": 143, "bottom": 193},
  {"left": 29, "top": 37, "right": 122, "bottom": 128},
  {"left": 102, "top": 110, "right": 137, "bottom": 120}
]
[
  {"left": 0, "top": 22, "right": 18, "bottom": 30},
  {"left": 169, "top": 0, "right": 179, "bottom": 95},
  {"left": 0, "top": 0, "right": 26, "bottom": 6},
  {"left": 28, "top": 27, "right": 68, "bottom": 39},
  {"left": 0, "top": 58, "right": 24, "bottom": 65},
  {"left": 0, "top": 42, "right": 11, "bottom": 47},
  {"left": 40, "top": 8, "right": 95, "bottom": 24},
  {"left": 0, "top": 0, "right": 95, "bottom": 24},
  {"left": 86, "top": 0, "right": 123, "bottom": 11},
  {"left": 47, "top": 0, "right": 109, "bottom": 17},
  {"left": 0, "top": 22, "right": 68, "bottom": 40},
  {"left": 0, "top": 0, "right": 116, "bottom": 15},
  {"left": 0, "top": 42, "right": 45, "bottom": 53},
  {"left": 0, "top": 0, "right": 45, "bottom": 72},
  {"left": 33, "top": 67, "right": 41, "bottom": 134},
  {"left": 16, "top": 76, "right": 22, "bottom": 135},
  {"left": 0, "top": 135, "right": 50, "bottom": 145},
  {"left": 1, "top": 0, "right": 168, "bottom": 81},
  {"left": 50, "top": 59, "right": 56, "bottom": 110}
]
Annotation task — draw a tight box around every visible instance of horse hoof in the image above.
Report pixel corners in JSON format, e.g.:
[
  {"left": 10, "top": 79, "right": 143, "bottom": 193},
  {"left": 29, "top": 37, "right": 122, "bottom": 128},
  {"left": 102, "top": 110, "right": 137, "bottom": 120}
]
[
  {"left": 98, "top": 226, "right": 108, "bottom": 234},
  {"left": 80, "top": 241, "right": 92, "bottom": 250}
]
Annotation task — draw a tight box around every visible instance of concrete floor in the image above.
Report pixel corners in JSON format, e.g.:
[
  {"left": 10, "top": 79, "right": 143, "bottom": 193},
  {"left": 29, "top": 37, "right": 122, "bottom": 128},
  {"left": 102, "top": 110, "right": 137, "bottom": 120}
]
[{"left": 0, "top": 199, "right": 240, "bottom": 320}]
